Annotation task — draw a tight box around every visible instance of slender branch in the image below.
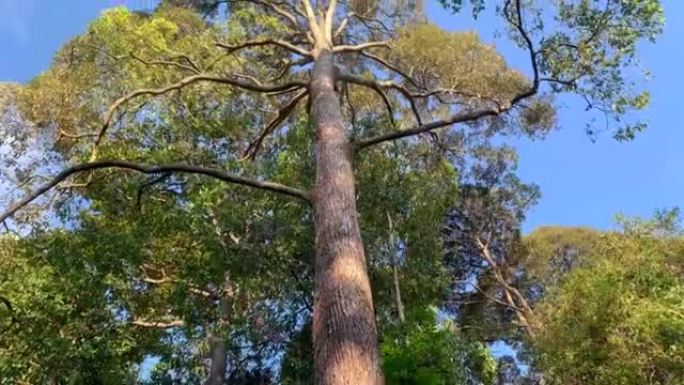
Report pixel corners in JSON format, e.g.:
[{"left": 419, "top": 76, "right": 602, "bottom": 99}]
[
  {"left": 142, "top": 276, "right": 173, "bottom": 285},
  {"left": 356, "top": 107, "right": 501, "bottom": 149},
  {"left": 357, "top": 50, "right": 421, "bottom": 89},
  {"left": 242, "top": 88, "right": 309, "bottom": 160},
  {"left": 131, "top": 319, "right": 185, "bottom": 329},
  {"left": 347, "top": 80, "right": 396, "bottom": 128},
  {"left": 504, "top": 0, "right": 539, "bottom": 105},
  {"left": 472, "top": 283, "right": 526, "bottom": 312},
  {"left": 129, "top": 52, "right": 200, "bottom": 74},
  {"left": 252, "top": 0, "right": 301, "bottom": 30},
  {"left": 216, "top": 39, "right": 312, "bottom": 58},
  {"left": 334, "top": 13, "right": 351, "bottom": 39},
  {"left": 0, "top": 160, "right": 310, "bottom": 223},
  {"left": 94, "top": 74, "right": 308, "bottom": 157},
  {"left": 136, "top": 173, "right": 171, "bottom": 212},
  {"left": 337, "top": 72, "right": 420, "bottom": 125}
]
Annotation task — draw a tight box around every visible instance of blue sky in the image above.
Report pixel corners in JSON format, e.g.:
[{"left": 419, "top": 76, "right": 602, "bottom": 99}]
[{"left": 1, "top": 0, "right": 682, "bottom": 232}]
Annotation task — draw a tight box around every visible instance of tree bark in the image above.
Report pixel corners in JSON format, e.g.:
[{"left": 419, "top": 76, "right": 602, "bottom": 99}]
[
  {"left": 387, "top": 211, "right": 405, "bottom": 323},
  {"left": 204, "top": 282, "right": 233, "bottom": 385},
  {"left": 310, "top": 48, "right": 383, "bottom": 385},
  {"left": 205, "top": 332, "right": 227, "bottom": 385}
]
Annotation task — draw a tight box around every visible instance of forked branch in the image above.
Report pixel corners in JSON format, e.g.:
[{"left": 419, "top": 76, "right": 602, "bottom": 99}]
[
  {"left": 242, "top": 88, "right": 309, "bottom": 160},
  {"left": 355, "top": 0, "right": 541, "bottom": 149}
]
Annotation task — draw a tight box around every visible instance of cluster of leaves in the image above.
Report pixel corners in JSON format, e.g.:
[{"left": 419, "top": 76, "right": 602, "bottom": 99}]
[
  {"left": 381, "top": 308, "right": 496, "bottom": 385},
  {"left": 0, "top": 236, "right": 149, "bottom": 384},
  {"left": 533, "top": 217, "right": 684, "bottom": 385}
]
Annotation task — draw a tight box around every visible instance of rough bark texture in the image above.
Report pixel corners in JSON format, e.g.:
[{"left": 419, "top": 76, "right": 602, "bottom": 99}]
[{"left": 311, "top": 48, "right": 383, "bottom": 385}]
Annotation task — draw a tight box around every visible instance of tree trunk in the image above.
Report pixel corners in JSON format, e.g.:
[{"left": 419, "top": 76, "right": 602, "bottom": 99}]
[
  {"left": 205, "top": 332, "right": 227, "bottom": 385},
  {"left": 204, "top": 283, "right": 233, "bottom": 385},
  {"left": 310, "top": 48, "right": 383, "bottom": 385},
  {"left": 387, "top": 211, "right": 405, "bottom": 323}
]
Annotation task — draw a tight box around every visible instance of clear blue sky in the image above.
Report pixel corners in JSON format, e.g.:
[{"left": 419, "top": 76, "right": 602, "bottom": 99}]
[{"left": 1, "top": 0, "right": 682, "bottom": 232}]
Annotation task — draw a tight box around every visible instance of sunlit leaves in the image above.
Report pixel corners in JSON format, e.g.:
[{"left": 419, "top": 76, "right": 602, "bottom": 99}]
[{"left": 533, "top": 221, "right": 684, "bottom": 385}]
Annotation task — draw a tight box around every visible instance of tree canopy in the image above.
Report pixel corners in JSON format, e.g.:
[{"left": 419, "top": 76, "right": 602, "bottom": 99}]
[{"left": 0, "top": 0, "right": 675, "bottom": 384}]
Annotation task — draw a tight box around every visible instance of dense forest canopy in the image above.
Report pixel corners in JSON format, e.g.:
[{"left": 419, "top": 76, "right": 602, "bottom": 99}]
[{"left": 0, "top": 0, "right": 680, "bottom": 384}]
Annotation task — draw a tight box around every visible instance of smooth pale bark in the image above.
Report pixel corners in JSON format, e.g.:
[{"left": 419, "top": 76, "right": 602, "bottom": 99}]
[{"left": 310, "top": 48, "right": 383, "bottom": 385}]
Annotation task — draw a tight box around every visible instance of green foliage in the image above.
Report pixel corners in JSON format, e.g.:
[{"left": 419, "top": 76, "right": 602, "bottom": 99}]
[
  {"left": 0, "top": 1, "right": 668, "bottom": 383},
  {"left": 437, "top": 0, "right": 664, "bottom": 140},
  {"left": 381, "top": 308, "right": 497, "bottom": 385},
  {"left": 533, "top": 220, "right": 684, "bottom": 385},
  {"left": 0, "top": 236, "right": 146, "bottom": 384}
]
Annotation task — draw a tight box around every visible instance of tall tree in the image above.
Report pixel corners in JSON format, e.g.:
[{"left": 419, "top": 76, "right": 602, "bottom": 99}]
[{"left": 0, "top": 1, "right": 663, "bottom": 384}]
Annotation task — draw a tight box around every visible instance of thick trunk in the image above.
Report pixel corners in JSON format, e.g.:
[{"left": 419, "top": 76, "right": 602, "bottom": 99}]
[{"left": 310, "top": 48, "right": 383, "bottom": 385}]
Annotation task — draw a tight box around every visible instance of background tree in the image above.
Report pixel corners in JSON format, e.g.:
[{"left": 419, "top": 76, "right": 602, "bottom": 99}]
[{"left": 532, "top": 212, "right": 684, "bottom": 385}]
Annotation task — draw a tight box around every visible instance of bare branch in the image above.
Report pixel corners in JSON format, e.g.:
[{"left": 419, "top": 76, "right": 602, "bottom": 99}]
[
  {"left": 136, "top": 173, "right": 171, "bottom": 213},
  {"left": 301, "top": 0, "right": 324, "bottom": 43},
  {"left": 94, "top": 74, "right": 308, "bottom": 157},
  {"left": 333, "top": 41, "right": 390, "bottom": 53},
  {"left": 216, "top": 38, "right": 312, "bottom": 58},
  {"left": 129, "top": 52, "right": 201, "bottom": 74},
  {"left": 337, "top": 72, "right": 420, "bottom": 125},
  {"left": 251, "top": 0, "right": 301, "bottom": 30},
  {"left": 357, "top": 50, "right": 421, "bottom": 89},
  {"left": 356, "top": 106, "right": 501, "bottom": 149},
  {"left": 324, "top": 0, "right": 338, "bottom": 42},
  {"left": 131, "top": 319, "right": 185, "bottom": 329},
  {"left": 472, "top": 284, "right": 527, "bottom": 312},
  {"left": 334, "top": 13, "right": 351, "bottom": 39},
  {"left": 0, "top": 160, "right": 311, "bottom": 223},
  {"left": 142, "top": 276, "right": 173, "bottom": 285},
  {"left": 504, "top": 0, "right": 539, "bottom": 105},
  {"left": 242, "top": 88, "right": 309, "bottom": 160}
]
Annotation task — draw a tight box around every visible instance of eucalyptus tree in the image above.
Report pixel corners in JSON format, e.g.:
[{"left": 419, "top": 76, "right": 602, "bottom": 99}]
[{"left": 0, "top": 0, "right": 663, "bottom": 384}]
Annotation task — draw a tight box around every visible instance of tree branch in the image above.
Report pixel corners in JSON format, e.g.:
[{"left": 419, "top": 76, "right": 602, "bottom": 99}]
[
  {"left": 333, "top": 41, "right": 390, "bottom": 53},
  {"left": 355, "top": 0, "right": 541, "bottom": 149},
  {"left": 355, "top": 107, "right": 501, "bottom": 149},
  {"left": 0, "top": 295, "right": 15, "bottom": 335},
  {"left": 301, "top": 0, "right": 324, "bottom": 44},
  {"left": 337, "top": 71, "right": 421, "bottom": 125},
  {"left": 324, "top": 0, "right": 338, "bottom": 43},
  {"left": 0, "top": 160, "right": 311, "bottom": 223},
  {"left": 241, "top": 88, "right": 309, "bottom": 160},
  {"left": 216, "top": 38, "right": 312, "bottom": 58},
  {"left": 131, "top": 319, "right": 185, "bottom": 329},
  {"left": 129, "top": 52, "right": 201, "bottom": 74},
  {"left": 94, "top": 74, "right": 308, "bottom": 157}
]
